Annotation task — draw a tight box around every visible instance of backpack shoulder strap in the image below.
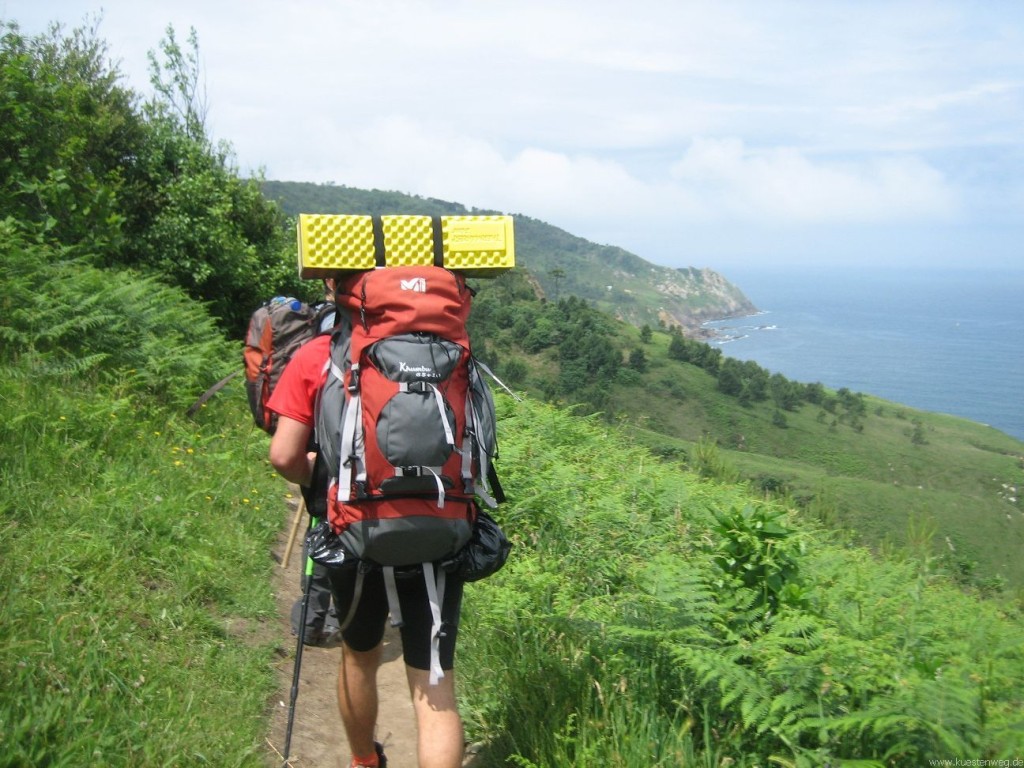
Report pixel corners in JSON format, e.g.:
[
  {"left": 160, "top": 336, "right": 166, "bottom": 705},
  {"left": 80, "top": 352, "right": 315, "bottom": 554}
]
[{"left": 313, "top": 301, "right": 338, "bottom": 334}]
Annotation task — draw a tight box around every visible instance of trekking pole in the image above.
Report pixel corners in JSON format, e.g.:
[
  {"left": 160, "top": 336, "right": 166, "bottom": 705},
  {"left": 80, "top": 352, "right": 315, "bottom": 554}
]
[
  {"left": 282, "top": 516, "right": 316, "bottom": 767},
  {"left": 281, "top": 497, "right": 307, "bottom": 569}
]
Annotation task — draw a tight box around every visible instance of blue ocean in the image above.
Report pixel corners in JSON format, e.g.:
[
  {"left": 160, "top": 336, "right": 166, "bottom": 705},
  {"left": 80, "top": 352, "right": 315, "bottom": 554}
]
[{"left": 704, "top": 265, "right": 1024, "bottom": 443}]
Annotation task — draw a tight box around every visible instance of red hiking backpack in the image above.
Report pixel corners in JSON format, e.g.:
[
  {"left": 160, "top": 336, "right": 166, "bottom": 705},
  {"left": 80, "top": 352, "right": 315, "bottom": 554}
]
[
  {"left": 243, "top": 297, "right": 333, "bottom": 434},
  {"left": 315, "top": 265, "right": 502, "bottom": 568}
]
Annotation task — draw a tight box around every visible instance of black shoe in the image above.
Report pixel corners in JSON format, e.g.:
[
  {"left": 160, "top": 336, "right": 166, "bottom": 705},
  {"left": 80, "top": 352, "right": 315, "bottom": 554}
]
[{"left": 302, "top": 626, "right": 342, "bottom": 648}]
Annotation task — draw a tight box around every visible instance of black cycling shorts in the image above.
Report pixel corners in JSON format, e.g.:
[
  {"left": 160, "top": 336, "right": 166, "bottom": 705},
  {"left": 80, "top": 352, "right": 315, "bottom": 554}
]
[{"left": 326, "top": 564, "right": 464, "bottom": 671}]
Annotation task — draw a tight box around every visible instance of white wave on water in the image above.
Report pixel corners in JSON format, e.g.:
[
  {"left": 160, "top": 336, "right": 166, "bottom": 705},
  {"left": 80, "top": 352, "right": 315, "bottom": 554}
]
[
  {"left": 717, "top": 333, "right": 749, "bottom": 344},
  {"left": 705, "top": 314, "right": 776, "bottom": 345}
]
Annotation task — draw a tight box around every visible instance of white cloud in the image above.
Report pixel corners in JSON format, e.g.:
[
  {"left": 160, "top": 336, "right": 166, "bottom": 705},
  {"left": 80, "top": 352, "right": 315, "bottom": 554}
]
[
  {"left": 299, "top": 124, "right": 956, "bottom": 227},
  {"left": 669, "top": 138, "right": 957, "bottom": 223},
  {"left": 279, "top": 118, "right": 682, "bottom": 222}
]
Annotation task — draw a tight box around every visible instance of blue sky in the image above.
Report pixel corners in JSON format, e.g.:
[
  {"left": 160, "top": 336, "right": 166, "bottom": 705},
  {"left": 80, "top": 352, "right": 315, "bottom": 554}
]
[{"left": 4, "top": 0, "right": 1023, "bottom": 274}]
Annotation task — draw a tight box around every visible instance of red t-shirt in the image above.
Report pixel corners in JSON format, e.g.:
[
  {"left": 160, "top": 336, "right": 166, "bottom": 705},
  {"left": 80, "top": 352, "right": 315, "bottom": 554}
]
[{"left": 266, "top": 335, "right": 331, "bottom": 426}]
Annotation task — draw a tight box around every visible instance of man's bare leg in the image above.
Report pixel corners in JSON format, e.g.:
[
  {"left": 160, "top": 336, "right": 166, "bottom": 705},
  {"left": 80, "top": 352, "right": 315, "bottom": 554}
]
[
  {"left": 338, "top": 641, "right": 383, "bottom": 761},
  {"left": 406, "top": 666, "right": 464, "bottom": 768}
]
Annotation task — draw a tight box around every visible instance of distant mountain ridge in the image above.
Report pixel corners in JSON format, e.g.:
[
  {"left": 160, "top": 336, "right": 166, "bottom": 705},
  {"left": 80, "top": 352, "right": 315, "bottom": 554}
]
[{"left": 262, "top": 181, "right": 757, "bottom": 333}]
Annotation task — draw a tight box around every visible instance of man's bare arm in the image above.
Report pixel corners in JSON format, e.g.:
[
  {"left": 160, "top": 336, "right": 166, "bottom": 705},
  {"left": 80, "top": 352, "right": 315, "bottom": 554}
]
[{"left": 269, "top": 416, "right": 315, "bottom": 487}]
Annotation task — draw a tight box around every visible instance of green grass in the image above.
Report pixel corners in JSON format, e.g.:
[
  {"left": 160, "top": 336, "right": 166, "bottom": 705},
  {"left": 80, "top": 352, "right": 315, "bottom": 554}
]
[
  {"left": 0, "top": 369, "right": 285, "bottom": 766},
  {"left": 608, "top": 330, "right": 1024, "bottom": 593},
  {"left": 0, "top": 241, "right": 291, "bottom": 766}
]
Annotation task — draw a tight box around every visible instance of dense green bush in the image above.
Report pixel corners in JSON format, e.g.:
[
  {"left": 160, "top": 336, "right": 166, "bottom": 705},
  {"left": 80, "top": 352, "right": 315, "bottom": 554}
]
[
  {"left": 1, "top": 20, "right": 305, "bottom": 335},
  {"left": 1, "top": 224, "right": 234, "bottom": 412},
  {"left": 459, "top": 398, "right": 1024, "bottom": 766}
]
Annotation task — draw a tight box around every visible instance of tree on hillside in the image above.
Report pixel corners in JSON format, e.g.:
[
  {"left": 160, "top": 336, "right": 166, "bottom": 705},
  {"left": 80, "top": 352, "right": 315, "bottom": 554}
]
[
  {"left": 769, "top": 372, "right": 802, "bottom": 411},
  {"left": 666, "top": 329, "right": 723, "bottom": 375},
  {"left": 740, "top": 360, "right": 768, "bottom": 402},
  {"left": 628, "top": 347, "right": 648, "bottom": 373},
  {"left": 804, "top": 381, "right": 826, "bottom": 405},
  {"left": 717, "top": 358, "right": 744, "bottom": 397},
  {"left": 146, "top": 25, "right": 207, "bottom": 141},
  {"left": 0, "top": 20, "right": 143, "bottom": 255},
  {"left": 1, "top": 20, "right": 303, "bottom": 335},
  {"left": 667, "top": 328, "right": 689, "bottom": 361},
  {"left": 549, "top": 267, "right": 565, "bottom": 300},
  {"left": 911, "top": 418, "right": 928, "bottom": 445}
]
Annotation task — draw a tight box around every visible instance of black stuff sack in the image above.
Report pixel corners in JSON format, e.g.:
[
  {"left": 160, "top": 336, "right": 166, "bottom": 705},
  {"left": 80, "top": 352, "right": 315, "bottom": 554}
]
[{"left": 441, "top": 510, "right": 511, "bottom": 582}]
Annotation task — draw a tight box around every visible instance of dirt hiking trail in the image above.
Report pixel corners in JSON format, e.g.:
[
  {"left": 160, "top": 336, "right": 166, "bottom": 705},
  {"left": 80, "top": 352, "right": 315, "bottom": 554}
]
[{"left": 264, "top": 496, "right": 419, "bottom": 768}]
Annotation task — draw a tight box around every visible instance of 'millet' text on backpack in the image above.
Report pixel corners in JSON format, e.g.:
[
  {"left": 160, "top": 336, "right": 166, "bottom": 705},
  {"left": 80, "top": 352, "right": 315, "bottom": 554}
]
[{"left": 316, "top": 265, "right": 501, "bottom": 568}]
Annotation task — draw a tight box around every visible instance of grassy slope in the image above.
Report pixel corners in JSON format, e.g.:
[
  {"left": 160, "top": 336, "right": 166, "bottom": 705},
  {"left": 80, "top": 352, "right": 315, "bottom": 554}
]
[
  {"left": 0, "top": 244, "right": 287, "bottom": 765},
  {"left": 611, "top": 324, "right": 1024, "bottom": 590},
  {"left": 458, "top": 395, "right": 1024, "bottom": 766},
  {"left": 0, "top": 380, "right": 285, "bottom": 766}
]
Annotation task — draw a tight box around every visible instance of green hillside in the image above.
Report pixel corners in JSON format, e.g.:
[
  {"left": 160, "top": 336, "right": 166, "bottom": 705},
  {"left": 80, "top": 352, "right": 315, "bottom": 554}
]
[
  {"left": 612, "top": 323, "right": 1024, "bottom": 591},
  {"left": 262, "top": 180, "right": 758, "bottom": 332}
]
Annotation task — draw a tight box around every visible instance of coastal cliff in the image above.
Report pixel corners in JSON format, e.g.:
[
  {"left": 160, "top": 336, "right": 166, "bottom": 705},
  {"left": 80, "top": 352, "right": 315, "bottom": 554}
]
[
  {"left": 509, "top": 215, "right": 759, "bottom": 335},
  {"left": 653, "top": 266, "right": 758, "bottom": 334}
]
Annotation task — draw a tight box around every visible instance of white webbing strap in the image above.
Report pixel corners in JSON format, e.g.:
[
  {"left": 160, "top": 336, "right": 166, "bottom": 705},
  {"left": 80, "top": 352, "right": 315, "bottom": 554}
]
[
  {"left": 380, "top": 563, "right": 446, "bottom": 685},
  {"left": 337, "top": 566, "right": 366, "bottom": 633},
  {"left": 337, "top": 390, "right": 363, "bottom": 502},
  {"left": 382, "top": 566, "right": 403, "bottom": 628},
  {"left": 475, "top": 358, "right": 522, "bottom": 401},
  {"left": 423, "top": 562, "right": 446, "bottom": 685},
  {"left": 395, "top": 381, "right": 453, "bottom": 449},
  {"left": 427, "top": 383, "right": 456, "bottom": 447},
  {"left": 427, "top": 467, "right": 446, "bottom": 508},
  {"left": 474, "top": 478, "right": 497, "bottom": 509},
  {"left": 461, "top": 398, "right": 475, "bottom": 492}
]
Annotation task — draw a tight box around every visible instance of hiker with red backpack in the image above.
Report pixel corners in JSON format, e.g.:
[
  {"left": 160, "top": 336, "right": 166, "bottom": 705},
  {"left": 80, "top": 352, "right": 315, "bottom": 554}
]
[{"left": 268, "top": 265, "right": 509, "bottom": 768}]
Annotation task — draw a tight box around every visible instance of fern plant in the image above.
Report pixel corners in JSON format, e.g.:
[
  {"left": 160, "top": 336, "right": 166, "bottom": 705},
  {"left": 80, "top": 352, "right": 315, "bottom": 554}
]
[
  {"left": 2, "top": 227, "right": 235, "bottom": 410},
  {"left": 459, "top": 396, "right": 1024, "bottom": 767}
]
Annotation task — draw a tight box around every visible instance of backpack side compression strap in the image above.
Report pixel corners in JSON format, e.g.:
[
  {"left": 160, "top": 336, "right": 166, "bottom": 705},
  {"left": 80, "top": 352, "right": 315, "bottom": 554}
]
[
  {"left": 423, "top": 562, "right": 446, "bottom": 685},
  {"left": 336, "top": 374, "right": 363, "bottom": 502},
  {"left": 487, "top": 463, "right": 506, "bottom": 505}
]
